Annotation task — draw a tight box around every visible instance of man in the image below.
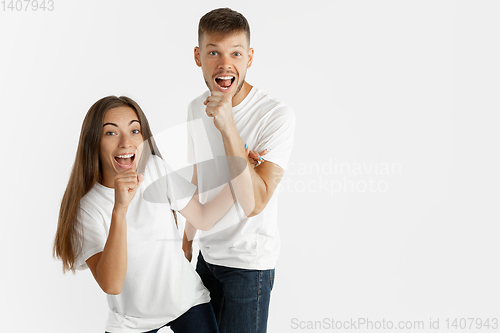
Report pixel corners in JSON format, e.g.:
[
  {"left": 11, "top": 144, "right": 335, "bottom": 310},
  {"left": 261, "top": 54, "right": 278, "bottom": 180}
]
[{"left": 183, "top": 7, "right": 295, "bottom": 333}]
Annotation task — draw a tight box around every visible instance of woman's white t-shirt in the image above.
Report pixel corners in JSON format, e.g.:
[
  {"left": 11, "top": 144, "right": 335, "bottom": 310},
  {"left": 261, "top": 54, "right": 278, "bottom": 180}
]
[{"left": 74, "top": 155, "right": 209, "bottom": 333}]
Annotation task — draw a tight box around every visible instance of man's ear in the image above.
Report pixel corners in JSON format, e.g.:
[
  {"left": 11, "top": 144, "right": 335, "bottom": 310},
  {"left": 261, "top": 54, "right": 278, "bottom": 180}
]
[
  {"left": 194, "top": 46, "right": 202, "bottom": 67},
  {"left": 247, "top": 48, "right": 254, "bottom": 69}
]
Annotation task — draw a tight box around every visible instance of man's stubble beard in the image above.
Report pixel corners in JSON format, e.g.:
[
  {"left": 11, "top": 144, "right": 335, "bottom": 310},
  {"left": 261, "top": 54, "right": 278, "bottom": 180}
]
[{"left": 204, "top": 73, "right": 246, "bottom": 99}]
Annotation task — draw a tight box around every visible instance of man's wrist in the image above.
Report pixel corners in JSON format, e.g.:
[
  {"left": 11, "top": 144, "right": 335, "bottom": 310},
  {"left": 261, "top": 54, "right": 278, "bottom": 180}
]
[
  {"left": 182, "top": 245, "right": 193, "bottom": 257},
  {"left": 219, "top": 121, "right": 238, "bottom": 137},
  {"left": 182, "top": 233, "right": 194, "bottom": 249},
  {"left": 182, "top": 241, "right": 193, "bottom": 249}
]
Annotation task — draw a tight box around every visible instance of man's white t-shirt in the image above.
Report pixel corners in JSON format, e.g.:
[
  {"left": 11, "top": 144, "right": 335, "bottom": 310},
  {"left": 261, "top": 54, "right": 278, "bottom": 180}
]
[
  {"left": 187, "top": 87, "right": 295, "bottom": 270},
  {"left": 75, "top": 155, "right": 210, "bottom": 333}
]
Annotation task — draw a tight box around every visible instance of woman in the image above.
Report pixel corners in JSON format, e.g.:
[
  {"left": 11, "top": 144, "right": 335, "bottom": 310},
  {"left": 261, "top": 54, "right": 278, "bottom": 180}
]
[{"left": 53, "top": 96, "right": 259, "bottom": 333}]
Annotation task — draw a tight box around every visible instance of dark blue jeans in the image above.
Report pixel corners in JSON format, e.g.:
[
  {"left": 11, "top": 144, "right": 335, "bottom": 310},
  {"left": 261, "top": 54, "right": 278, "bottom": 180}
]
[
  {"left": 105, "top": 302, "right": 218, "bottom": 333},
  {"left": 196, "top": 252, "right": 275, "bottom": 333}
]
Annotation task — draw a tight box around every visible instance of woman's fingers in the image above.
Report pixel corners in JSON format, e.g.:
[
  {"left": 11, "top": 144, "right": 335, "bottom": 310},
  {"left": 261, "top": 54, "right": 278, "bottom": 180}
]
[
  {"left": 248, "top": 150, "right": 259, "bottom": 159},
  {"left": 249, "top": 150, "right": 266, "bottom": 162},
  {"left": 115, "top": 169, "right": 140, "bottom": 181},
  {"left": 245, "top": 145, "right": 268, "bottom": 168},
  {"left": 114, "top": 170, "right": 144, "bottom": 209},
  {"left": 246, "top": 149, "right": 265, "bottom": 168}
]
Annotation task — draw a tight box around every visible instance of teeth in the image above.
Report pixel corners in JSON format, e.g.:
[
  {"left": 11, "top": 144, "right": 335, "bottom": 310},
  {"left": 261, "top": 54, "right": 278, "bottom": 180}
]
[
  {"left": 116, "top": 154, "right": 134, "bottom": 158},
  {"left": 217, "top": 76, "right": 233, "bottom": 80}
]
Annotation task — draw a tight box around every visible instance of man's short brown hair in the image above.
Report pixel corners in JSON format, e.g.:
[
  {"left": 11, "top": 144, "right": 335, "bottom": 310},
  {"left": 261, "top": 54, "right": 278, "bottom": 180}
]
[{"left": 198, "top": 8, "right": 250, "bottom": 47}]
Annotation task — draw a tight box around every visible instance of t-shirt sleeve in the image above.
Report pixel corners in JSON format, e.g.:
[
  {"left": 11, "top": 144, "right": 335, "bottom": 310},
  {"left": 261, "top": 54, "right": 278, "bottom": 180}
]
[
  {"left": 165, "top": 162, "right": 197, "bottom": 212},
  {"left": 75, "top": 206, "right": 106, "bottom": 270},
  {"left": 258, "top": 105, "right": 296, "bottom": 172}
]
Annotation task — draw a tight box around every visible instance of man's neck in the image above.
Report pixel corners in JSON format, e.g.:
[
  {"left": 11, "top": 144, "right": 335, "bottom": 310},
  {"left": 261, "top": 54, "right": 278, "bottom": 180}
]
[{"left": 232, "top": 81, "right": 253, "bottom": 107}]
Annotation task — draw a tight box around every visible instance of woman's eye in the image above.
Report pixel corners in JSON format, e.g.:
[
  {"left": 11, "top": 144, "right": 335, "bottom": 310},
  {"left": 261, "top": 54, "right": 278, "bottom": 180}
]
[
  {"left": 105, "top": 131, "right": 116, "bottom": 136},
  {"left": 132, "top": 129, "right": 141, "bottom": 134}
]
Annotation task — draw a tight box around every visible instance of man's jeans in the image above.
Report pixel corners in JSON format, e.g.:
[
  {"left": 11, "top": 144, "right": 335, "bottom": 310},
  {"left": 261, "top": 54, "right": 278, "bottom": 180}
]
[{"left": 196, "top": 252, "right": 275, "bottom": 333}]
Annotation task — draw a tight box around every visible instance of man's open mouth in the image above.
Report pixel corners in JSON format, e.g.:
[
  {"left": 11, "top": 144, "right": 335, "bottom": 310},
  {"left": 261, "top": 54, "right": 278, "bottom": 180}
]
[
  {"left": 115, "top": 153, "right": 135, "bottom": 166},
  {"left": 215, "top": 76, "right": 235, "bottom": 90}
]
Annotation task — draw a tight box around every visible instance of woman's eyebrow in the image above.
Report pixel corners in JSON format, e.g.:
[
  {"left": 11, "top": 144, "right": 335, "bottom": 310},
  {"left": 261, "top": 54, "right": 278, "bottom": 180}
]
[{"left": 103, "top": 120, "right": 140, "bottom": 127}]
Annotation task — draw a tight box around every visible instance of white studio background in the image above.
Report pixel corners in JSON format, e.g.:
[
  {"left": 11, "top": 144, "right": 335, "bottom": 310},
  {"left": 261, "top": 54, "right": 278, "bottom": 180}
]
[{"left": 1, "top": 0, "right": 499, "bottom": 332}]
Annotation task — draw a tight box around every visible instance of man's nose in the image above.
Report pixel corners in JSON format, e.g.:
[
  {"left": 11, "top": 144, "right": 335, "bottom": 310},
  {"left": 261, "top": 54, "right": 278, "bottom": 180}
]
[{"left": 217, "top": 55, "right": 232, "bottom": 70}]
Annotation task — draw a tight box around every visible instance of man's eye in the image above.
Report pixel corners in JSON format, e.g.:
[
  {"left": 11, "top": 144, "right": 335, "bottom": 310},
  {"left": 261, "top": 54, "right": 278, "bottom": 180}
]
[
  {"left": 234, "top": 52, "right": 241, "bottom": 56},
  {"left": 209, "top": 51, "right": 217, "bottom": 56}
]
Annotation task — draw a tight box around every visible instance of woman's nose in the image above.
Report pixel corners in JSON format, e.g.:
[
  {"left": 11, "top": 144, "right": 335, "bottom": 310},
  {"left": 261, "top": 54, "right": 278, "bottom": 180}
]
[{"left": 119, "top": 134, "right": 133, "bottom": 147}]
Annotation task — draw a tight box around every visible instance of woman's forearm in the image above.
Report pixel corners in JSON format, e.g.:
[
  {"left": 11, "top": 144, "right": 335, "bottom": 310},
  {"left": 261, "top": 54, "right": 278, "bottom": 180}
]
[
  {"left": 179, "top": 184, "right": 235, "bottom": 231},
  {"left": 86, "top": 167, "right": 141, "bottom": 295},
  {"left": 94, "top": 207, "right": 128, "bottom": 295}
]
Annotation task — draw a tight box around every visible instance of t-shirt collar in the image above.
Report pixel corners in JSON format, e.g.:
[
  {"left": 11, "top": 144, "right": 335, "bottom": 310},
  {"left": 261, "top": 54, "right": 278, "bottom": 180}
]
[{"left": 232, "top": 86, "right": 256, "bottom": 113}]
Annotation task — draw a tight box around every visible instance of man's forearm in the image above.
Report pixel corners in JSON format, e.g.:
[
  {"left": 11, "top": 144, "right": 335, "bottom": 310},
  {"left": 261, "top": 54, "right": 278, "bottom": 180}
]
[
  {"left": 182, "top": 224, "right": 195, "bottom": 262},
  {"left": 220, "top": 127, "right": 257, "bottom": 216},
  {"left": 184, "top": 220, "right": 198, "bottom": 242},
  {"left": 221, "top": 125, "right": 283, "bottom": 216},
  {"left": 182, "top": 165, "right": 198, "bottom": 261}
]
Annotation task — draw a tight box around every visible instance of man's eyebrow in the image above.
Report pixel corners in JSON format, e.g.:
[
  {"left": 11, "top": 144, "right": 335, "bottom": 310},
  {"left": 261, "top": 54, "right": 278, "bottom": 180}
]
[
  {"left": 103, "top": 120, "right": 140, "bottom": 127},
  {"left": 205, "top": 43, "right": 244, "bottom": 49}
]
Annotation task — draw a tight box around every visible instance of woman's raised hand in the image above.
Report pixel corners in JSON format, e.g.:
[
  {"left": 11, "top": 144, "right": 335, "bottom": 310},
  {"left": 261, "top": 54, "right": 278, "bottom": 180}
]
[
  {"left": 246, "top": 147, "right": 267, "bottom": 168},
  {"left": 114, "top": 169, "right": 144, "bottom": 211}
]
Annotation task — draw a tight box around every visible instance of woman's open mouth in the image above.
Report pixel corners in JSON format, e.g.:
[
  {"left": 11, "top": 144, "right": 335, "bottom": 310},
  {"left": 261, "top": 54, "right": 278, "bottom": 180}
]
[
  {"left": 215, "top": 76, "right": 235, "bottom": 91},
  {"left": 114, "top": 153, "right": 135, "bottom": 169}
]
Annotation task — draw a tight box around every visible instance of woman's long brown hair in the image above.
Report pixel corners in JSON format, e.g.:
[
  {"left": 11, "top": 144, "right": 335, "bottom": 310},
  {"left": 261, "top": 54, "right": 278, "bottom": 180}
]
[{"left": 53, "top": 96, "right": 161, "bottom": 272}]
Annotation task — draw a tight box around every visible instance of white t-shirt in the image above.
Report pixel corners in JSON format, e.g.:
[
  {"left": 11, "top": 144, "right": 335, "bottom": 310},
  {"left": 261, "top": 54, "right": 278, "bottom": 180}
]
[
  {"left": 187, "top": 87, "right": 296, "bottom": 270},
  {"left": 75, "top": 155, "right": 210, "bottom": 333}
]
